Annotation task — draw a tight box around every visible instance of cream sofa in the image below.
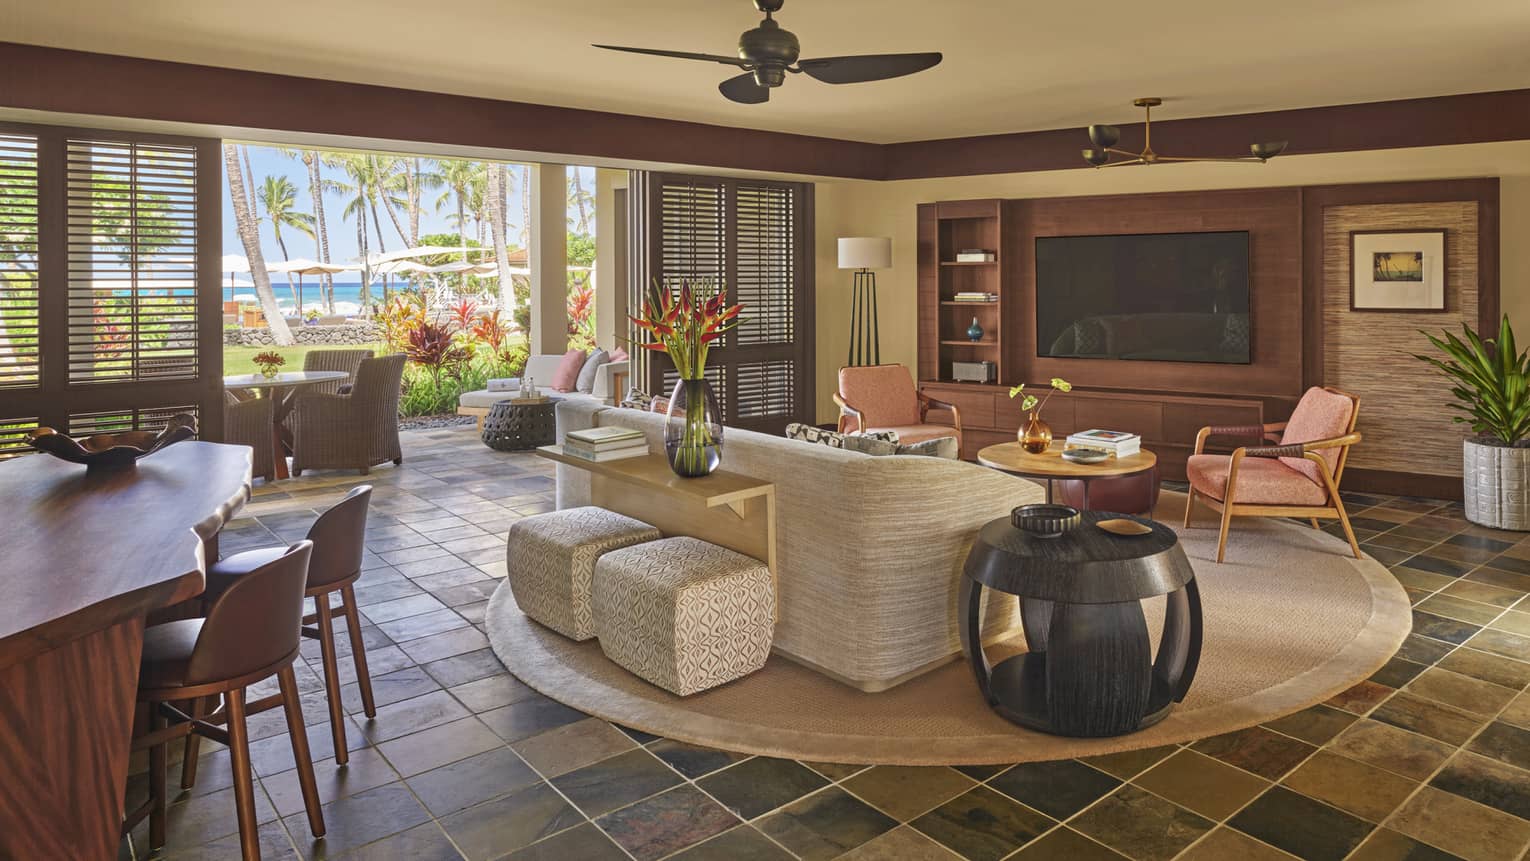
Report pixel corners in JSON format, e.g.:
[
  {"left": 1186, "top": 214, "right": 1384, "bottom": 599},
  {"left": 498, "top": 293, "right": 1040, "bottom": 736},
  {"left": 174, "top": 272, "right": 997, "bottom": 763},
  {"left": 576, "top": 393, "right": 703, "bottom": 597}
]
[
  {"left": 458, "top": 354, "right": 628, "bottom": 426},
  {"left": 554, "top": 401, "right": 1045, "bottom": 692}
]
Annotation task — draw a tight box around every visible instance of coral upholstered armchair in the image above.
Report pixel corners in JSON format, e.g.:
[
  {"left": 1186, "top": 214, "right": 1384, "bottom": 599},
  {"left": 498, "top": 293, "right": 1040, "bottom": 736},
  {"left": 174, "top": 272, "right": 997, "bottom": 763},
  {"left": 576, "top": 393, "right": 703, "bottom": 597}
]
[
  {"left": 1183, "top": 387, "right": 1363, "bottom": 562},
  {"left": 835, "top": 364, "right": 962, "bottom": 453}
]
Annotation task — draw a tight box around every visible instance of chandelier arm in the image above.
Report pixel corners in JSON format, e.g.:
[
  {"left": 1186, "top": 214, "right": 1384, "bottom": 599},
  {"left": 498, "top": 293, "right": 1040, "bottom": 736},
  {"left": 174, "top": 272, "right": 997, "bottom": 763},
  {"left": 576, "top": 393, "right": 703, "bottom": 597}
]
[
  {"left": 1096, "top": 157, "right": 1146, "bottom": 168},
  {"left": 1104, "top": 147, "right": 1140, "bottom": 158},
  {"left": 1153, "top": 154, "right": 1267, "bottom": 163}
]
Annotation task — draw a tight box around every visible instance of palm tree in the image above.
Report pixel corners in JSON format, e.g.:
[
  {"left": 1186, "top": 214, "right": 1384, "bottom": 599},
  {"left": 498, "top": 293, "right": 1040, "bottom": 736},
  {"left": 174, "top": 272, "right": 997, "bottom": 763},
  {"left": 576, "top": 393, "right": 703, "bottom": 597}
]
[
  {"left": 257, "top": 175, "right": 316, "bottom": 306},
  {"left": 223, "top": 144, "right": 292, "bottom": 345},
  {"left": 435, "top": 159, "right": 484, "bottom": 291},
  {"left": 568, "top": 168, "right": 593, "bottom": 235},
  {"left": 485, "top": 164, "right": 515, "bottom": 315},
  {"left": 324, "top": 153, "right": 402, "bottom": 312}
]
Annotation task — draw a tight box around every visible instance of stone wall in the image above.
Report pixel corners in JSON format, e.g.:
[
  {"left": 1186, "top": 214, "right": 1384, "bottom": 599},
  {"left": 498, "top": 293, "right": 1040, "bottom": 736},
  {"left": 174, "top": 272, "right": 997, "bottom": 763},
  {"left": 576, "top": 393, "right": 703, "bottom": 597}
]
[{"left": 226, "top": 322, "right": 382, "bottom": 347}]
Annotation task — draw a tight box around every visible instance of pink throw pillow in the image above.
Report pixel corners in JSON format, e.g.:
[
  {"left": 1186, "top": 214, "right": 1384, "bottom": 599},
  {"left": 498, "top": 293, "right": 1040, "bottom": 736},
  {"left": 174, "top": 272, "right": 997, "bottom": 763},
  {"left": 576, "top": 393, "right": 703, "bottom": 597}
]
[
  {"left": 550, "top": 349, "right": 587, "bottom": 392},
  {"left": 609, "top": 347, "right": 629, "bottom": 362}
]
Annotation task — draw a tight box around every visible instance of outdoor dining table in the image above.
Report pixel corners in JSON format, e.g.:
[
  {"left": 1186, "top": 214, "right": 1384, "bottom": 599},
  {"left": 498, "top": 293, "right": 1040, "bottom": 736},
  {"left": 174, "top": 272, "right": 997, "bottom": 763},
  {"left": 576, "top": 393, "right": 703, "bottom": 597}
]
[{"left": 223, "top": 370, "right": 349, "bottom": 480}]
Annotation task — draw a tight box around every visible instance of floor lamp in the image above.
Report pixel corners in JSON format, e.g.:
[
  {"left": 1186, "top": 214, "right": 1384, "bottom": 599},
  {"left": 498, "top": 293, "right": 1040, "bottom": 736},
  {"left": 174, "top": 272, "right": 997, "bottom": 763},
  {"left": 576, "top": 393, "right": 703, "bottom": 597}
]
[{"left": 839, "top": 237, "right": 892, "bottom": 366}]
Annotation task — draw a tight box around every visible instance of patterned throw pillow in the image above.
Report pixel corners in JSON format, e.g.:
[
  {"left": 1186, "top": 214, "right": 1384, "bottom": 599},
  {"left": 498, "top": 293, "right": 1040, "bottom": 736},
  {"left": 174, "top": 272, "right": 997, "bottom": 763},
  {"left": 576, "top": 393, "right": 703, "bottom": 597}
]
[
  {"left": 841, "top": 434, "right": 899, "bottom": 456},
  {"left": 620, "top": 387, "right": 654, "bottom": 410},
  {"left": 784, "top": 424, "right": 899, "bottom": 448},
  {"left": 897, "top": 436, "right": 960, "bottom": 459}
]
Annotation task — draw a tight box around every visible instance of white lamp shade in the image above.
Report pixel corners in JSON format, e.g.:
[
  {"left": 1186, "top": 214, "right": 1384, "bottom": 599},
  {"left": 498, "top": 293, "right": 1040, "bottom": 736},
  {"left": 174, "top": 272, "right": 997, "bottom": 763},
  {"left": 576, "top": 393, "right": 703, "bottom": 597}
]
[{"left": 838, "top": 237, "right": 892, "bottom": 270}]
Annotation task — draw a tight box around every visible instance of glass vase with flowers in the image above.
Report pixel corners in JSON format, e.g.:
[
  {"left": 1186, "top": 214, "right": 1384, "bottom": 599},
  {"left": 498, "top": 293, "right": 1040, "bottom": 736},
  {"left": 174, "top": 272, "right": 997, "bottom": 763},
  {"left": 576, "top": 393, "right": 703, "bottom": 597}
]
[{"left": 1010, "top": 377, "right": 1072, "bottom": 454}]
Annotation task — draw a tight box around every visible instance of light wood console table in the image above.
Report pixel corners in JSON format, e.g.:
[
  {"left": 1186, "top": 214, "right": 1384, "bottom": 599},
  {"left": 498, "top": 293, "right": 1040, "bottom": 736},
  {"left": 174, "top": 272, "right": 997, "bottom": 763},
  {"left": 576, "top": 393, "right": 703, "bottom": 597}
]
[{"left": 535, "top": 446, "right": 777, "bottom": 600}]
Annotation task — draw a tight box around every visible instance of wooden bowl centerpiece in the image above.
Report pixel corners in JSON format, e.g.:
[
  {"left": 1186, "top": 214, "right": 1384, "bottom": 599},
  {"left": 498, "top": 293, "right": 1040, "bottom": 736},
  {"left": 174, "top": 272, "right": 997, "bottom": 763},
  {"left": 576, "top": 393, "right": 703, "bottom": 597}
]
[{"left": 27, "top": 414, "right": 197, "bottom": 471}]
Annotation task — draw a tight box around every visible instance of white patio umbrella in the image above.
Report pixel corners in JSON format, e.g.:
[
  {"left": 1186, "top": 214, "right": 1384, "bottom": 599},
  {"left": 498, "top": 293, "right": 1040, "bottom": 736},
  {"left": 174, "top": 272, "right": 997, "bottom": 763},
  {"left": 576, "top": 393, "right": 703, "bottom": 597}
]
[
  {"left": 231, "top": 293, "right": 258, "bottom": 304},
  {"left": 267, "top": 259, "right": 360, "bottom": 313}
]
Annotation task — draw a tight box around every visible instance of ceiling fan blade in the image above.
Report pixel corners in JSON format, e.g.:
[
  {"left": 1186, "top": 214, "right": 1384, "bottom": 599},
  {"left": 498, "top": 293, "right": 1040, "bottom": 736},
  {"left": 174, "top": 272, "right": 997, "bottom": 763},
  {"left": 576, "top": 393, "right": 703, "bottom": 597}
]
[
  {"left": 592, "top": 44, "right": 749, "bottom": 68},
  {"left": 796, "top": 52, "right": 942, "bottom": 84},
  {"left": 719, "top": 72, "right": 770, "bottom": 104}
]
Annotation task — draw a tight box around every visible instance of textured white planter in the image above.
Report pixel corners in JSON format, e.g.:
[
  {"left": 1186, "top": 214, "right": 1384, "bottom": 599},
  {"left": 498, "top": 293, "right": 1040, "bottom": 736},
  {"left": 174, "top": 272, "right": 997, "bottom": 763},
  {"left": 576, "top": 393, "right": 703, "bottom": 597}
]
[{"left": 1463, "top": 438, "right": 1530, "bottom": 531}]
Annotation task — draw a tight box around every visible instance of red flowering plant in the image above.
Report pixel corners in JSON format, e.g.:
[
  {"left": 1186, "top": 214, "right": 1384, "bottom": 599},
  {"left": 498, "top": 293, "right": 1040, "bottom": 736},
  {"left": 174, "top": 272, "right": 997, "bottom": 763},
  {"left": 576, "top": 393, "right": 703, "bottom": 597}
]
[{"left": 627, "top": 279, "right": 743, "bottom": 380}]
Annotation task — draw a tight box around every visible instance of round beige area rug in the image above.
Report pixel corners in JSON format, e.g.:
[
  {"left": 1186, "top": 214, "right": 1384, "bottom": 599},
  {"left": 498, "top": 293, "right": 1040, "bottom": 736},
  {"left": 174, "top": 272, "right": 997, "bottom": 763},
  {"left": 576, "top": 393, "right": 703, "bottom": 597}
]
[{"left": 486, "top": 491, "right": 1411, "bottom": 765}]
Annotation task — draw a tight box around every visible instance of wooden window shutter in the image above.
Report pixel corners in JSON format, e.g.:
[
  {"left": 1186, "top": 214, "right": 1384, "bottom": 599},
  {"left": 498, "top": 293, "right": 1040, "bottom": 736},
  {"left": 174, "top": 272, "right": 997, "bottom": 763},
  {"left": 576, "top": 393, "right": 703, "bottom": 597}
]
[
  {"left": 0, "top": 121, "right": 222, "bottom": 450},
  {"left": 631, "top": 171, "right": 814, "bottom": 433}
]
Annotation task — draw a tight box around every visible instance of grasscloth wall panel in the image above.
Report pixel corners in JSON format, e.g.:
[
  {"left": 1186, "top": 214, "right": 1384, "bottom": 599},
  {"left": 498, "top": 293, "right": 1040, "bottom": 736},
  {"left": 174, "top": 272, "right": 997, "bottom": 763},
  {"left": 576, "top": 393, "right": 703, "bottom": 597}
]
[{"left": 1322, "top": 202, "right": 1478, "bottom": 476}]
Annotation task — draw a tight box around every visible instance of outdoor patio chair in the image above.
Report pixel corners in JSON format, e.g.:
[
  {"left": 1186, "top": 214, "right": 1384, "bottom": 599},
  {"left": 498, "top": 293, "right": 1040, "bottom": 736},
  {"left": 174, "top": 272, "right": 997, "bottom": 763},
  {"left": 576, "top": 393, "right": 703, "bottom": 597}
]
[
  {"left": 290, "top": 353, "right": 406, "bottom": 476},
  {"left": 223, "top": 390, "right": 275, "bottom": 483},
  {"left": 301, "top": 348, "right": 373, "bottom": 396}
]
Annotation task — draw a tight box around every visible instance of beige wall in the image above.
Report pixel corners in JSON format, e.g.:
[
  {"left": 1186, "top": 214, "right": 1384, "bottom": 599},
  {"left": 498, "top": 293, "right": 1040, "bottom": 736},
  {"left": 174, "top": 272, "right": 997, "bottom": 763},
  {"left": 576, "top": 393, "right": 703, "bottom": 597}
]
[{"left": 812, "top": 141, "right": 1530, "bottom": 423}]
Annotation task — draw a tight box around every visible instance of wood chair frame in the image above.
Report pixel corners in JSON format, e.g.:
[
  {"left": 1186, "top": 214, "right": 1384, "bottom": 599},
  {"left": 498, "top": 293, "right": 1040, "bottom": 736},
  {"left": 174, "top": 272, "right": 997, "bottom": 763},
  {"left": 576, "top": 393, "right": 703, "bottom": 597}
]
[{"left": 1183, "top": 388, "right": 1364, "bottom": 563}]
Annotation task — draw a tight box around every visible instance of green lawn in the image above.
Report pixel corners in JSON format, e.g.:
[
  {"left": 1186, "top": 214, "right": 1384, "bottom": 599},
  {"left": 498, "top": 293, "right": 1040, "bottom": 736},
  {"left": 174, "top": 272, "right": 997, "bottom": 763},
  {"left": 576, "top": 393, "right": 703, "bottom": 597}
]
[{"left": 223, "top": 343, "right": 386, "bottom": 375}]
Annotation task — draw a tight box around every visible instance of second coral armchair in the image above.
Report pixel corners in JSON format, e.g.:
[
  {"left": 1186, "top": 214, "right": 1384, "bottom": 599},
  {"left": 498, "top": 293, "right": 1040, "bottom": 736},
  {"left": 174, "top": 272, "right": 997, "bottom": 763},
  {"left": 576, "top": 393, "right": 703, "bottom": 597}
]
[
  {"left": 835, "top": 364, "right": 962, "bottom": 452},
  {"left": 1184, "top": 386, "right": 1363, "bottom": 562}
]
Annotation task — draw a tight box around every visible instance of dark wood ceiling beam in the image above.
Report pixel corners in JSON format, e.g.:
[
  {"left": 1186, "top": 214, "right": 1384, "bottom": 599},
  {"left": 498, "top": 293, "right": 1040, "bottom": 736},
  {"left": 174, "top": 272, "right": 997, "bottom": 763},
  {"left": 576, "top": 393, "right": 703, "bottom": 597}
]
[{"left": 5, "top": 42, "right": 1530, "bottom": 181}]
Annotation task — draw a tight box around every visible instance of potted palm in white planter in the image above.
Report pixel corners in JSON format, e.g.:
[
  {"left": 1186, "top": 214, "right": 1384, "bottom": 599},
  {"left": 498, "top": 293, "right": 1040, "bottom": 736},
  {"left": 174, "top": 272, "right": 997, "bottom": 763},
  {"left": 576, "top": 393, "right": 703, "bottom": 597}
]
[{"left": 1416, "top": 315, "right": 1530, "bottom": 530}]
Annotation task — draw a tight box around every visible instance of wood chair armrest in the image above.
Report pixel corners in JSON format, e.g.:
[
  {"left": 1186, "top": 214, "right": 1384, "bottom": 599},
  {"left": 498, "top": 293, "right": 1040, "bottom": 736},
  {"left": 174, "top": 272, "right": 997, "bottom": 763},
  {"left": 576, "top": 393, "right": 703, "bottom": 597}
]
[
  {"left": 833, "top": 392, "right": 863, "bottom": 434},
  {"left": 1194, "top": 423, "right": 1281, "bottom": 455},
  {"left": 917, "top": 392, "right": 962, "bottom": 434}
]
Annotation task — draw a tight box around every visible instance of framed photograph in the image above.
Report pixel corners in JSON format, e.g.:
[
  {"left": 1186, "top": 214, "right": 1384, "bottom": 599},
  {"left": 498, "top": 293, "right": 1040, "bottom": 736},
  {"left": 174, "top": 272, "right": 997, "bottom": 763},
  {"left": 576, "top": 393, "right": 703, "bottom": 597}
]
[{"left": 1349, "top": 229, "right": 1447, "bottom": 312}]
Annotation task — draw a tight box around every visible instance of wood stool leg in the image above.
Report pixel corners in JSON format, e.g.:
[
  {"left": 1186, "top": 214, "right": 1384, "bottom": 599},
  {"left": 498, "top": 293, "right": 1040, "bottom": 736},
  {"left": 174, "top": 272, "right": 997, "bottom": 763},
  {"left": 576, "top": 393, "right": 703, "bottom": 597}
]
[
  {"left": 341, "top": 585, "right": 376, "bottom": 718},
  {"left": 148, "top": 703, "right": 167, "bottom": 851},
  {"left": 278, "top": 664, "right": 326, "bottom": 838},
  {"left": 224, "top": 689, "right": 261, "bottom": 861},
  {"left": 313, "top": 591, "right": 350, "bottom": 764},
  {"left": 180, "top": 694, "right": 212, "bottom": 789}
]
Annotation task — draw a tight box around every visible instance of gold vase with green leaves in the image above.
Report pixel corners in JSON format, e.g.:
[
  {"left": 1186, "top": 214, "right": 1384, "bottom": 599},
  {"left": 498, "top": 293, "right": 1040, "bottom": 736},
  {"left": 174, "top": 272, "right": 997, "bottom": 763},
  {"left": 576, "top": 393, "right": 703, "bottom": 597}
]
[{"left": 1010, "top": 378, "right": 1071, "bottom": 454}]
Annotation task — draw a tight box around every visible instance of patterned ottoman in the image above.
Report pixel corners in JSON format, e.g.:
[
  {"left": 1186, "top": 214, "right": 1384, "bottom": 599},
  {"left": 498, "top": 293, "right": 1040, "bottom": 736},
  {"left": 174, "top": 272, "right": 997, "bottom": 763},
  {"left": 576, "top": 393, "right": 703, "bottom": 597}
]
[
  {"left": 506, "top": 506, "right": 661, "bottom": 641},
  {"left": 592, "top": 537, "right": 775, "bottom": 696}
]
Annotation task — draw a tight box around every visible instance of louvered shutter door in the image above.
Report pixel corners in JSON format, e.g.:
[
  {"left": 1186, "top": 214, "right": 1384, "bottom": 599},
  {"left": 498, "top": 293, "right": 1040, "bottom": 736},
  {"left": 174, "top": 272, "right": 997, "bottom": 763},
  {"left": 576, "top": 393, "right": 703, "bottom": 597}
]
[
  {"left": 0, "top": 132, "right": 41, "bottom": 455},
  {"left": 0, "top": 122, "right": 221, "bottom": 447},
  {"left": 634, "top": 172, "right": 813, "bottom": 434}
]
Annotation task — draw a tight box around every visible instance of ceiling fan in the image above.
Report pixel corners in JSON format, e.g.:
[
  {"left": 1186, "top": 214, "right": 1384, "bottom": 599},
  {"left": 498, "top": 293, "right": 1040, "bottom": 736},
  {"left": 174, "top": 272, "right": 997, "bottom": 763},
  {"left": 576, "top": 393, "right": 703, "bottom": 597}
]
[{"left": 593, "top": 0, "right": 942, "bottom": 104}]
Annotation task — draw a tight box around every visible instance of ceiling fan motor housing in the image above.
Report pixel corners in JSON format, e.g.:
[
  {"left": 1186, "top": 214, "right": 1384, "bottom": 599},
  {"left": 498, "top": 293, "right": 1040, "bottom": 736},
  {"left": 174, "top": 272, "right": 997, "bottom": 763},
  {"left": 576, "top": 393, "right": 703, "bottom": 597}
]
[{"left": 739, "top": 19, "right": 799, "bottom": 87}]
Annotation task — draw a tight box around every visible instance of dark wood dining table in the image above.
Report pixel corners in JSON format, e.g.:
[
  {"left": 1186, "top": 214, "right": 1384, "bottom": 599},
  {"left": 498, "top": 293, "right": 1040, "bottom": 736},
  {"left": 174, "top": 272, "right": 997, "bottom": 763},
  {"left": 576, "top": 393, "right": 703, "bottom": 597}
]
[{"left": 0, "top": 442, "right": 252, "bottom": 860}]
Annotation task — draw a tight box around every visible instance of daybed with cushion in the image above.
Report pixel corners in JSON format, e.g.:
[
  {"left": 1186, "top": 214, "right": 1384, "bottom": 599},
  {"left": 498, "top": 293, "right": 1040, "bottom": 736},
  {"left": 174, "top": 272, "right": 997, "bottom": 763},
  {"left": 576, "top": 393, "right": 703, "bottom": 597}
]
[
  {"left": 553, "top": 400, "right": 1045, "bottom": 692},
  {"left": 458, "top": 351, "right": 628, "bottom": 426}
]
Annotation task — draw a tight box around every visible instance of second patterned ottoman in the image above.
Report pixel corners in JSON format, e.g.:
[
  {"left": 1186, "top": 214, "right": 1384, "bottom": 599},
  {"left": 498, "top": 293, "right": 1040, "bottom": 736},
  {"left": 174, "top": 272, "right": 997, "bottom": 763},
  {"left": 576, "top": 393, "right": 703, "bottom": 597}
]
[
  {"left": 506, "top": 506, "right": 661, "bottom": 641},
  {"left": 592, "top": 537, "right": 775, "bottom": 696}
]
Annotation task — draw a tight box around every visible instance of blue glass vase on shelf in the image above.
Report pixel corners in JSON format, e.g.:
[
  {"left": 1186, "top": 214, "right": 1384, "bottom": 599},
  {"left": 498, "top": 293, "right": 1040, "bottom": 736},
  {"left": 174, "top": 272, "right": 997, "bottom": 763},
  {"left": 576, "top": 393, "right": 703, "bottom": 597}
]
[
  {"left": 967, "top": 317, "right": 985, "bottom": 342},
  {"left": 630, "top": 278, "right": 745, "bottom": 478}
]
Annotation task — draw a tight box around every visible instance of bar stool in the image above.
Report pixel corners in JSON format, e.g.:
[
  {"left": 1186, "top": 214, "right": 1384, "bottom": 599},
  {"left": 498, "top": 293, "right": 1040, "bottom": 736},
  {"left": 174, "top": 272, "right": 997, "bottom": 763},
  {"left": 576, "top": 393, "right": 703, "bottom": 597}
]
[
  {"left": 125, "top": 540, "right": 325, "bottom": 861},
  {"left": 183, "top": 485, "right": 375, "bottom": 785}
]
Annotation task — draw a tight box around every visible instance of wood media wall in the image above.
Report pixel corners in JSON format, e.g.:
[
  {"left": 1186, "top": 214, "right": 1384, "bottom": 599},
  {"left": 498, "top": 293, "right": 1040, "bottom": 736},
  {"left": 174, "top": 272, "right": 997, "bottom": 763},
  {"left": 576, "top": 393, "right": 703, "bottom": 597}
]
[{"left": 915, "top": 179, "right": 1500, "bottom": 496}]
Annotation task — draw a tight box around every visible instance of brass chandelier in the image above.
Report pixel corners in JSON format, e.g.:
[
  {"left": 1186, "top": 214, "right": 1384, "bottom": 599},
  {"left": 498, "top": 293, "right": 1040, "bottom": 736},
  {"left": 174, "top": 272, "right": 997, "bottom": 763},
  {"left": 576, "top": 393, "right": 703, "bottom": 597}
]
[{"left": 1082, "top": 98, "right": 1288, "bottom": 168}]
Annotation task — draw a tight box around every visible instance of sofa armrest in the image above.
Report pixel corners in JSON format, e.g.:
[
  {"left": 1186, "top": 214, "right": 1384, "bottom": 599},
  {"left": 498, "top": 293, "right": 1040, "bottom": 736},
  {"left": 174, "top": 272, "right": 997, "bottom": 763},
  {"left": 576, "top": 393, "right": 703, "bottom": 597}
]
[{"left": 592, "top": 360, "right": 629, "bottom": 402}]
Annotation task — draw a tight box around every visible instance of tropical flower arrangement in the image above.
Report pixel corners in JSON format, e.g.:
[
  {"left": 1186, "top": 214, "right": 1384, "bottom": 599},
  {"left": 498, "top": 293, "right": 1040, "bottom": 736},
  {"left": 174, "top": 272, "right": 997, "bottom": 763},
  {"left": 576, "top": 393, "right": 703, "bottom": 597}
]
[
  {"left": 629, "top": 279, "right": 744, "bottom": 476},
  {"left": 253, "top": 350, "right": 285, "bottom": 380},
  {"left": 629, "top": 279, "right": 743, "bottom": 380}
]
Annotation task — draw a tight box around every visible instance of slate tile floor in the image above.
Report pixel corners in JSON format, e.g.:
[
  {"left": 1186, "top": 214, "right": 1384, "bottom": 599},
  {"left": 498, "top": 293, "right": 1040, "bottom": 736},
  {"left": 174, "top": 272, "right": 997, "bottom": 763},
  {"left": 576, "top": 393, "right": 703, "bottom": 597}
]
[{"left": 121, "top": 427, "right": 1530, "bottom": 861}]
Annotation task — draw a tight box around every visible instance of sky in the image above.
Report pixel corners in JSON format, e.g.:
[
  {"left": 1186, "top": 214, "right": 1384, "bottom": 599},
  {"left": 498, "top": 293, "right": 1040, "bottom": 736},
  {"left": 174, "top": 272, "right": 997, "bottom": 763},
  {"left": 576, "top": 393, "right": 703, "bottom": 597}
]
[{"left": 221, "top": 144, "right": 595, "bottom": 271}]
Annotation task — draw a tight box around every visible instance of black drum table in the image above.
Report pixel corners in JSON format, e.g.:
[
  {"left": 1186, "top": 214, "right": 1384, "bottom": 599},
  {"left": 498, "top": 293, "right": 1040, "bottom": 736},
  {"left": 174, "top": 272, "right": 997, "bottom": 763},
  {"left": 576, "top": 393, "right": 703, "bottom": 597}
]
[
  {"left": 959, "top": 511, "right": 1202, "bottom": 737},
  {"left": 481, "top": 397, "right": 561, "bottom": 451}
]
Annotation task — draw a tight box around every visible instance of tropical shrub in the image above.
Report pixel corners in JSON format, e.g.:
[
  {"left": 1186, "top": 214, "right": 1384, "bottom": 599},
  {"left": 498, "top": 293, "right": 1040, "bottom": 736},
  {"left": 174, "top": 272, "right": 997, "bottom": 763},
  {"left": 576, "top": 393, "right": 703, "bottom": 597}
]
[{"left": 1415, "top": 314, "right": 1530, "bottom": 446}]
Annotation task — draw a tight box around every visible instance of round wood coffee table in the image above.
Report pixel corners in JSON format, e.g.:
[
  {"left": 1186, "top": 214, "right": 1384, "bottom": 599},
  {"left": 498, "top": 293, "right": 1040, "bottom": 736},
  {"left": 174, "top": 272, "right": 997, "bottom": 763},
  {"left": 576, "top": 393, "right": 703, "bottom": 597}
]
[
  {"left": 977, "top": 441, "right": 1157, "bottom": 511},
  {"left": 960, "top": 511, "right": 1202, "bottom": 737}
]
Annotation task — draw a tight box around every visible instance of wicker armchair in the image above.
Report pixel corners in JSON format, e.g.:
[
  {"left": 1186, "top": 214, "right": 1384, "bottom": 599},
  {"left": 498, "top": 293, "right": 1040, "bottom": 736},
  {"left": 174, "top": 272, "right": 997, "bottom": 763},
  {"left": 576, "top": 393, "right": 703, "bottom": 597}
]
[
  {"left": 290, "top": 353, "right": 406, "bottom": 476},
  {"left": 223, "top": 391, "right": 275, "bottom": 482},
  {"left": 302, "top": 348, "right": 373, "bottom": 396}
]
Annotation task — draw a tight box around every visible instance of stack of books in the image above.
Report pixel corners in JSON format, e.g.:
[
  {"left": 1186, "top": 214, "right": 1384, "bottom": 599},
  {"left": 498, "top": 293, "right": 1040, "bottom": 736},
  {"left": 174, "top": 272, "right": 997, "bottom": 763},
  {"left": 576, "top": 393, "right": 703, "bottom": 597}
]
[
  {"left": 1064, "top": 429, "right": 1142, "bottom": 458},
  {"left": 956, "top": 249, "right": 997, "bottom": 262},
  {"left": 562, "top": 426, "right": 650, "bottom": 463},
  {"left": 952, "top": 291, "right": 999, "bottom": 303}
]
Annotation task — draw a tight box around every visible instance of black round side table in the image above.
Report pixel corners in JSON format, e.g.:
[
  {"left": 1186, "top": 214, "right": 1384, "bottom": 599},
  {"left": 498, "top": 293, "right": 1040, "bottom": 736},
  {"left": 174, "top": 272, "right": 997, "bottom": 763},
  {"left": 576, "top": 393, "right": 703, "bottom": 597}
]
[
  {"left": 481, "top": 398, "right": 561, "bottom": 451},
  {"left": 959, "top": 511, "right": 1203, "bottom": 738}
]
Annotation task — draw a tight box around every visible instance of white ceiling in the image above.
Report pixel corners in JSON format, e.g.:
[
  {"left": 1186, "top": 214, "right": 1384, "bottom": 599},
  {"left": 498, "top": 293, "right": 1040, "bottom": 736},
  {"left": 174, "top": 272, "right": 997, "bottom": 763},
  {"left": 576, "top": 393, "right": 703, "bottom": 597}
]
[{"left": 9, "top": 0, "right": 1530, "bottom": 144}]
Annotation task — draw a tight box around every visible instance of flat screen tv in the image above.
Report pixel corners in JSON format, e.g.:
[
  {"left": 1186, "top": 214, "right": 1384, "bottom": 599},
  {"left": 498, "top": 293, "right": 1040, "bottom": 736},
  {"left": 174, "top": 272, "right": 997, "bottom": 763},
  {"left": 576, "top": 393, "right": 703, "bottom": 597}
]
[{"left": 1035, "top": 230, "right": 1251, "bottom": 364}]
